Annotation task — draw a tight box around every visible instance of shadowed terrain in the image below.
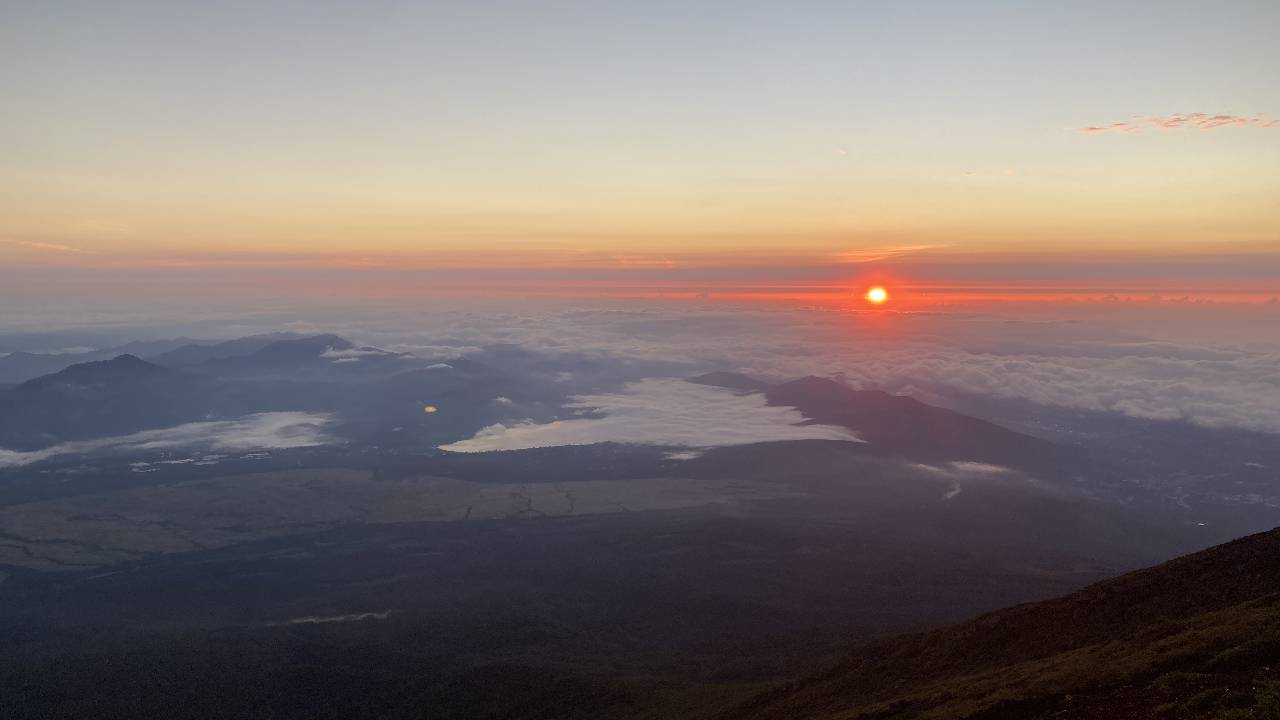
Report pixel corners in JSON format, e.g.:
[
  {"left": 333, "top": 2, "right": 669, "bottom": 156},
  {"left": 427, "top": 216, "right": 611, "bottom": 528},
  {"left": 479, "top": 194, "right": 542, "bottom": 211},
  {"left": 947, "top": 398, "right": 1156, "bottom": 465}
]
[{"left": 1, "top": 334, "right": 1276, "bottom": 719}]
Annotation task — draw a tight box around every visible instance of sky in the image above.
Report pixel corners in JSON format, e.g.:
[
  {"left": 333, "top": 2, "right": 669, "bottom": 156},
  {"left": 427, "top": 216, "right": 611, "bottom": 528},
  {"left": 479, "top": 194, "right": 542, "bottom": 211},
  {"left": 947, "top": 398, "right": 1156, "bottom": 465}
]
[{"left": 2, "top": 0, "right": 1279, "bottom": 295}]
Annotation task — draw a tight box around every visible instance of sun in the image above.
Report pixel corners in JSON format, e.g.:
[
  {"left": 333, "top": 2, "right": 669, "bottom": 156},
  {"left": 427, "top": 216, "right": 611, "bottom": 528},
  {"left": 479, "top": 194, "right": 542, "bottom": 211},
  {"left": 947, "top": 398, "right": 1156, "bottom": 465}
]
[{"left": 865, "top": 286, "right": 889, "bottom": 304}]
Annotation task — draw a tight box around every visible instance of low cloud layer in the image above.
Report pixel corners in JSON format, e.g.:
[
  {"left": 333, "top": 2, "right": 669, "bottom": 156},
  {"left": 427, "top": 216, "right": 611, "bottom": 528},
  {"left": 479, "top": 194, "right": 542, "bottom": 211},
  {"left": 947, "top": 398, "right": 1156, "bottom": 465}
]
[
  {"left": 320, "top": 345, "right": 406, "bottom": 362},
  {"left": 8, "top": 293, "right": 1279, "bottom": 436},
  {"left": 274, "top": 299, "right": 1280, "bottom": 435},
  {"left": 0, "top": 412, "right": 334, "bottom": 468},
  {"left": 440, "top": 378, "right": 860, "bottom": 453}
]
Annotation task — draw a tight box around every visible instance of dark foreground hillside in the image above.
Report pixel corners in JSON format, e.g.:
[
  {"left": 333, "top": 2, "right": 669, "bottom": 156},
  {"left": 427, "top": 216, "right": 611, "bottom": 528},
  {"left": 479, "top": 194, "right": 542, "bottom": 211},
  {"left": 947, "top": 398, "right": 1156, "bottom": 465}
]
[
  {"left": 725, "top": 527, "right": 1280, "bottom": 720},
  {"left": 4, "top": 525, "right": 1277, "bottom": 719}
]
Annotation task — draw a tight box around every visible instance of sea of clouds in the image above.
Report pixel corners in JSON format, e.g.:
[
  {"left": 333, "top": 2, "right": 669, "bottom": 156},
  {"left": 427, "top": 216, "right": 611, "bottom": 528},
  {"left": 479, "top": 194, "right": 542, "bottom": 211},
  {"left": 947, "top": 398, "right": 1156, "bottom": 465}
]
[
  {"left": 341, "top": 300, "right": 1280, "bottom": 435},
  {"left": 6, "top": 293, "right": 1280, "bottom": 436}
]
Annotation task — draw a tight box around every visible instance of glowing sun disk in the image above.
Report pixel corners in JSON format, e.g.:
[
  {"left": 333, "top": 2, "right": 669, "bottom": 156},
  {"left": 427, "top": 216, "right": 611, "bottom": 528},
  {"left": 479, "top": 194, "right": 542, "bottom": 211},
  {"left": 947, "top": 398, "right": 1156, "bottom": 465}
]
[{"left": 865, "top": 286, "right": 889, "bottom": 304}]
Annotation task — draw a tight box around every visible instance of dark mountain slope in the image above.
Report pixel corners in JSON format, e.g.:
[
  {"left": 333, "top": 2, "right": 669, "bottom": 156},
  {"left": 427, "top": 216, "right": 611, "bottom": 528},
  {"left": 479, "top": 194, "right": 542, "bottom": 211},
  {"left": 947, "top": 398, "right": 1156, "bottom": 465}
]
[
  {"left": 690, "top": 373, "right": 1063, "bottom": 468},
  {"left": 0, "top": 356, "right": 222, "bottom": 449},
  {"left": 0, "top": 338, "right": 201, "bottom": 384},
  {"left": 725, "top": 527, "right": 1280, "bottom": 720},
  {"left": 771, "top": 376, "right": 1061, "bottom": 466},
  {"left": 15, "top": 353, "right": 167, "bottom": 390},
  {"left": 0, "top": 351, "right": 95, "bottom": 385},
  {"left": 0, "top": 334, "right": 531, "bottom": 454},
  {"left": 184, "top": 334, "right": 393, "bottom": 380},
  {"left": 248, "top": 333, "right": 353, "bottom": 361}
]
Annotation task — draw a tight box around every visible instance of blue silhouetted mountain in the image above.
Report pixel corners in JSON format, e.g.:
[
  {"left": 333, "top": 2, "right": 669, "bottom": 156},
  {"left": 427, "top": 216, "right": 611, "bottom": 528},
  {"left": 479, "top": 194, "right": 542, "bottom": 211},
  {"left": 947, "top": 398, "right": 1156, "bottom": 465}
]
[
  {"left": 176, "top": 334, "right": 364, "bottom": 379},
  {"left": 0, "top": 335, "right": 528, "bottom": 452},
  {"left": 0, "top": 351, "right": 89, "bottom": 386},
  {"left": 147, "top": 333, "right": 305, "bottom": 367},
  {"left": 0, "top": 355, "right": 218, "bottom": 450},
  {"left": 247, "top": 334, "right": 353, "bottom": 362},
  {"left": 0, "top": 337, "right": 202, "bottom": 384},
  {"left": 690, "top": 372, "right": 1063, "bottom": 467},
  {"left": 16, "top": 354, "right": 170, "bottom": 390}
]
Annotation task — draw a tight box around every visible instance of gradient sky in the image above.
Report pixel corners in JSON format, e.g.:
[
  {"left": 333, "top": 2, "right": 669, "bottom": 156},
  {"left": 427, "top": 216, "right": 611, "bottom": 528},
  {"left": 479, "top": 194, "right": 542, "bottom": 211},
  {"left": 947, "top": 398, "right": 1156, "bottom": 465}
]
[{"left": 2, "top": 0, "right": 1279, "bottom": 283}]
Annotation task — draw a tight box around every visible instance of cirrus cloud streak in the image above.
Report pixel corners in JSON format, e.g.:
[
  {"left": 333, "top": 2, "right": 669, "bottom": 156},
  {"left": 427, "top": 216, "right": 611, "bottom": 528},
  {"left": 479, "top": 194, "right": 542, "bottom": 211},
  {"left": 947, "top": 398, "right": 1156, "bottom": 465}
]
[{"left": 1079, "top": 113, "right": 1279, "bottom": 134}]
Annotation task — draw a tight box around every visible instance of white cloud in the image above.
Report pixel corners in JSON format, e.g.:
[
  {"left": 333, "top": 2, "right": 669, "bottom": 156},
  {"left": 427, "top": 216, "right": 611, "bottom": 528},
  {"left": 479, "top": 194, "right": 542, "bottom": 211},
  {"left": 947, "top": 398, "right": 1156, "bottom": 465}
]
[
  {"left": 387, "top": 343, "right": 484, "bottom": 359},
  {"left": 320, "top": 346, "right": 397, "bottom": 360},
  {"left": 831, "top": 345, "right": 1280, "bottom": 433},
  {"left": 0, "top": 412, "right": 334, "bottom": 468},
  {"left": 911, "top": 461, "right": 1019, "bottom": 501},
  {"left": 440, "top": 378, "right": 860, "bottom": 453},
  {"left": 418, "top": 304, "right": 1280, "bottom": 434},
  {"left": 912, "top": 461, "right": 1013, "bottom": 477}
]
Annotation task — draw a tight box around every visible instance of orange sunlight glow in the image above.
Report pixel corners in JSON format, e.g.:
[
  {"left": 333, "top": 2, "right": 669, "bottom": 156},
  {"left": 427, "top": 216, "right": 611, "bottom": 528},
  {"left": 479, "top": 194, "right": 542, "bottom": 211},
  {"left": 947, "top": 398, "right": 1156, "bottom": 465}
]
[{"left": 865, "top": 286, "right": 889, "bottom": 304}]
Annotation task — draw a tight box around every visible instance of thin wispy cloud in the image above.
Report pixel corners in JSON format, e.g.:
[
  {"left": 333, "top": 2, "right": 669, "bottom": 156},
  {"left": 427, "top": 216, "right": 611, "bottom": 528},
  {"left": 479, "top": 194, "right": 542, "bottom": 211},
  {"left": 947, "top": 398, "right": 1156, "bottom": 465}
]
[
  {"left": 0, "top": 239, "right": 97, "bottom": 254},
  {"left": 1079, "top": 114, "right": 1277, "bottom": 134},
  {"left": 834, "top": 244, "right": 949, "bottom": 263},
  {"left": 320, "top": 346, "right": 405, "bottom": 362},
  {"left": 1079, "top": 122, "right": 1141, "bottom": 135},
  {"left": 1148, "top": 113, "right": 1278, "bottom": 130},
  {"left": 911, "top": 461, "right": 1022, "bottom": 501},
  {"left": 0, "top": 412, "right": 335, "bottom": 468},
  {"left": 606, "top": 254, "right": 680, "bottom": 269}
]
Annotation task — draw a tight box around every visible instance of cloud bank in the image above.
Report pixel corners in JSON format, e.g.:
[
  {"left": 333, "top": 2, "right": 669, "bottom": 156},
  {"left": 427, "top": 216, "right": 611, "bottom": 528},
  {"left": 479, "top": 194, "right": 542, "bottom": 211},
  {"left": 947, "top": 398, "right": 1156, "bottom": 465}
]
[
  {"left": 0, "top": 412, "right": 334, "bottom": 468},
  {"left": 14, "top": 292, "right": 1278, "bottom": 436},
  {"left": 367, "top": 303, "right": 1280, "bottom": 435},
  {"left": 440, "top": 378, "right": 860, "bottom": 453}
]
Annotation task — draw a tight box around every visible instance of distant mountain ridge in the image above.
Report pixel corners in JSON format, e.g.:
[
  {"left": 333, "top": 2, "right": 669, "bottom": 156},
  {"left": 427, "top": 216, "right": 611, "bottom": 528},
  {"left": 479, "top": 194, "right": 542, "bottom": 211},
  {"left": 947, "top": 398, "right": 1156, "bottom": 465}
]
[
  {"left": 147, "top": 332, "right": 304, "bottom": 367},
  {"left": 0, "top": 333, "right": 501, "bottom": 453},
  {"left": 690, "top": 372, "right": 1063, "bottom": 468},
  {"left": 248, "top": 334, "right": 353, "bottom": 361},
  {"left": 0, "top": 333, "right": 325, "bottom": 386},
  {"left": 0, "top": 337, "right": 201, "bottom": 384},
  {"left": 0, "top": 335, "right": 354, "bottom": 450},
  {"left": 0, "top": 355, "right": 215, "bottom": 450},
  {"left": 15, "top": 354, "right": 168, "bottom": 391},
  {"left": 184, "top": 333, "right": 356, "bottom": 372}
]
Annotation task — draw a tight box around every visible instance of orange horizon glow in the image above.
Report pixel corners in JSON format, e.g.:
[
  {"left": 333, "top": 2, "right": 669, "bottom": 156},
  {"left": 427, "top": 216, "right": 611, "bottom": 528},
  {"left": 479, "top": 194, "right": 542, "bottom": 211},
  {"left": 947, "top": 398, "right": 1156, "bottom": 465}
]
[
  {"left": 2, "top": 265, "right": 1272, "bottom": 308},
  {"left": 3, "top": 4, "right": 1279, "bottom": 289}
]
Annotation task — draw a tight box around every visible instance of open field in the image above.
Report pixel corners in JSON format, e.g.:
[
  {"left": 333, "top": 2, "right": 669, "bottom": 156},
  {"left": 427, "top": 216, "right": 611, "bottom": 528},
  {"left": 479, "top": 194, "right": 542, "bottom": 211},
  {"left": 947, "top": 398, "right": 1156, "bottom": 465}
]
[{"left": 0, "top": 468, "right": 786, "bottom": 570}]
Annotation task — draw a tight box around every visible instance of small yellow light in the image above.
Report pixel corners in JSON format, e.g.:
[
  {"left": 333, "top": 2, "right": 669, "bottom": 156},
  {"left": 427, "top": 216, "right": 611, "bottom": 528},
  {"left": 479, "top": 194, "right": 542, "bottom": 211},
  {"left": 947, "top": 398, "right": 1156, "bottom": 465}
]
[
  {"left": 865, "top": 286, "right": 889, "bottom": 304},
  {"left": 423, "top": 405, "right": 438, "bottom": 413}
]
